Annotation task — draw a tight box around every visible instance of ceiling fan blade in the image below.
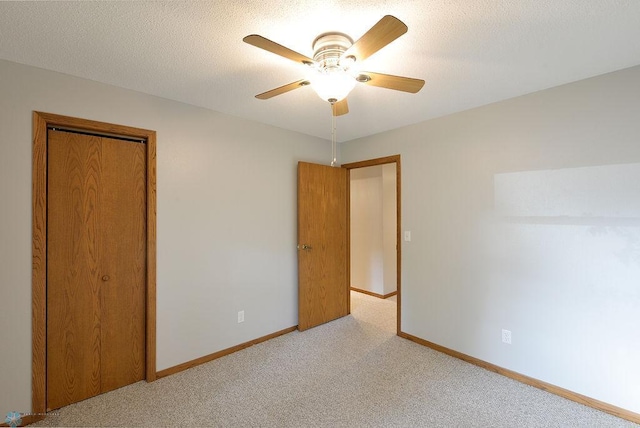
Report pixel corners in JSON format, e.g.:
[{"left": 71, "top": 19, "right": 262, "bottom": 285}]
[
  {"left": 332, "top": 99, "right": 349, "bottom": 116},
  {"left": 255, "top": 79, "right": 310, "bottom": 100},
  {"left": 342, "top": 15, "right": 407, "bottom": 62},
  {"left": 358, "top": 72, "right": 425, "bottom": 93},
  {"left": 243, "top": 35, "right": 315, "bottom": 65}
]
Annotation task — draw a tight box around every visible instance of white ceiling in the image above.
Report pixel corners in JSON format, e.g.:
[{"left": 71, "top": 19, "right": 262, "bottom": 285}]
[{"left": 1, "top": 1, "right": 639, "bottom": 142}]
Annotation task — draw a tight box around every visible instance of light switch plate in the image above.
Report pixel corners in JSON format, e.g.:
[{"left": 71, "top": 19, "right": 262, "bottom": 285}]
[{"left": 404, "top": 231, "right": 411, "bottom": 241}]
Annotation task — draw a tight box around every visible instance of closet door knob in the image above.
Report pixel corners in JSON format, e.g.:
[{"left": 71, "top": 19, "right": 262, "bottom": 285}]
[{"left": 101, "top": 275, "right": 110, "bottom": 281}]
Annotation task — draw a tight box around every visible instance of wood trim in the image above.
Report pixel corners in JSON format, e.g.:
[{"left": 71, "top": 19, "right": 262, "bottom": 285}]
[
  {"left": 395, "top": 158, "right": 402, "bottom": 335},
  {"left": 398, "top": 331, "right": 640, "bottom": 424},
  {"left": 145, "top": 131, "right": 157, "bottom": 382},
  {"left": 343, "top": 155, "right": 402, "bottom": 335},
  {"left": 33, "top": 112, "right": 156, "bottom": 140},
  {"left": 31, "top": 112, "right": 157, "bottom": 414},
  {"left": 156, "top": 326, "right": 297, "bottom": 379},
  {"left": 31, "top": 112, "right": 47, "bottom": 415},
  {"left": 345, "top": 169, "right": 351, "bottom": 316},
  {"left": 351, "top": 287, "right": 397, "bottom": 299},
  {"left": 342, "top": 155, "right": 400, "bottom": 170}
]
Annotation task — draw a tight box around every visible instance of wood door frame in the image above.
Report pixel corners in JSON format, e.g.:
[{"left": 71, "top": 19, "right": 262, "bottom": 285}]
[
  {"left": 342, "top": 155, "right": 401, "bottom": 335},
  {"left": 32, "top": 112, "right": 157, "bottom": 414}
]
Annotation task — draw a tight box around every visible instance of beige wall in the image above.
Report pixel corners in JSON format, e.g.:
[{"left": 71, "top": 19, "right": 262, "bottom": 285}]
[
  {"left": 341, "top": 65, "right": 640, "bottom": 413},
  {"left": 0, "top": 59, "right": 330, "bottom": 415}
]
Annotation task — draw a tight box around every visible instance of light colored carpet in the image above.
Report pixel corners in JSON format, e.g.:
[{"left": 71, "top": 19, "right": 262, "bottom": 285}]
[{"left": 33, "top": 292, "right": 636, "bottom": 427}]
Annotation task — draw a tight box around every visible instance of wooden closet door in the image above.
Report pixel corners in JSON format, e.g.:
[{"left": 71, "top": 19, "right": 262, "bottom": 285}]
[
  {"left": 99, "top": 134, "right": 146, "bottom": 393},
  {"left": 46, "top": 129, "right": 145, "bottom": 410}
]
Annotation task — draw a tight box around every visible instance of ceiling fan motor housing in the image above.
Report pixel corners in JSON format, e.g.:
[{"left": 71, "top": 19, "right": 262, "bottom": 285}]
[{"left": 312, "top": 32, "right": 354, "bottom": 71}]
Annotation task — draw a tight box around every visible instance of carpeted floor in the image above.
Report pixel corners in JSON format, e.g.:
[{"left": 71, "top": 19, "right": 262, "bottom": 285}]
[{"left": 32, "top": 292, "right": 636, "bottom": 427}]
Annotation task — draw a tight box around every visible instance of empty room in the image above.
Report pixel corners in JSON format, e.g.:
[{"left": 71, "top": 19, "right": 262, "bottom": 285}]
[{"left": 0, "top": 1, "right": 639, "bottom": 427}]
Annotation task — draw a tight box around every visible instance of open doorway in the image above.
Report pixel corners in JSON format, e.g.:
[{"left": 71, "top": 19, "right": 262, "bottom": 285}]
[{"left": 343, "top": 156, "right": 401, "bottom": 334}]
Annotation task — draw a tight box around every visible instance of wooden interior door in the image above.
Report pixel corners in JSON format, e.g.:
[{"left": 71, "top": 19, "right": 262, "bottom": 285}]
[
  {"left": 46, "top": 129, "right": 146, "bottom": 410},
  {"left": 297, "top": 162, "right": 349, "bottom": 331}
]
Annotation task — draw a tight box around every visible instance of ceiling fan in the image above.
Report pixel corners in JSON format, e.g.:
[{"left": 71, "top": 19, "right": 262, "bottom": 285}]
[{"left": 243, "top": 15, "right": 425, "bottom": 116}]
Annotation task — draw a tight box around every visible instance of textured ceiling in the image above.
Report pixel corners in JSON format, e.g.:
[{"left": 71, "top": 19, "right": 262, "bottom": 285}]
[{"left": 1, "top": 1, "right": 639, "bottom": 142}]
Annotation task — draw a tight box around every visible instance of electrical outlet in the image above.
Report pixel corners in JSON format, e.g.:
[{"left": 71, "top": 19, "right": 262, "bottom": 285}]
[
  {"left": 502, "top": 329, "right": 512, "bottom": 344},
  {"left": 237, "top": 310, "right": 244, "bottom": 323}
]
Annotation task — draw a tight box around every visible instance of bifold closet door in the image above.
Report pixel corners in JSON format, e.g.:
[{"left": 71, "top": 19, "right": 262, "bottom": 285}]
[{"left": 46, "top": 129, "right": 146, "bottom": 410}]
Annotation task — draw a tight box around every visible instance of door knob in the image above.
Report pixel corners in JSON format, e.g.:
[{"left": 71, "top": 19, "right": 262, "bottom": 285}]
[
  {"left": 101, "top": 275, "right": 110, "bottom": 281},
  {"left": 297, "top": 244, "right": 312, "bottom": 251}
]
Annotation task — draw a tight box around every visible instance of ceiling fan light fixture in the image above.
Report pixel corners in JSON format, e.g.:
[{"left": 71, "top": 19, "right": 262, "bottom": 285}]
[{"left": 311, "top": 68, "right": 356, "bottom": 103}]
